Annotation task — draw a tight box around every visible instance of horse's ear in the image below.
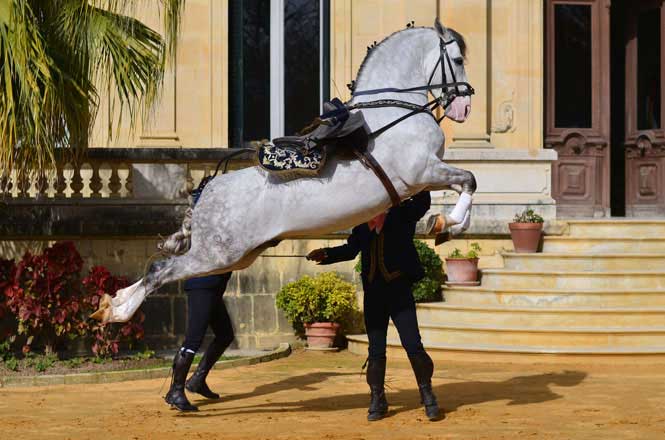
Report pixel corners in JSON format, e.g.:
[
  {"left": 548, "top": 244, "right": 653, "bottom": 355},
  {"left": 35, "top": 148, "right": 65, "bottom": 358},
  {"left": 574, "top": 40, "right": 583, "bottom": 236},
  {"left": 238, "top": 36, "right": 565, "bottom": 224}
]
[{"left": 434, "top": 17, "right": 448, "bottom": 39}]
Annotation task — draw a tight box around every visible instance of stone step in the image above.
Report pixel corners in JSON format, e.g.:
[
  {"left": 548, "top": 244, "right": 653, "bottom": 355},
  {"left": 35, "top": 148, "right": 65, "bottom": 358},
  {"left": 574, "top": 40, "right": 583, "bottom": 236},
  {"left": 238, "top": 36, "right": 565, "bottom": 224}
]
[
  {"left": 386, "top": 322, "right": 665, "bottom": 348},
  {"left": 565, "top": 219, "right": 665, "bottom": 238},
  {"left": 443, "top": 286, "right": 665, "bottom": 308},
  {"left": 481, "top": 269, "right": 665, "bottom": 290},
  {"left": 542, "top": 237, "right": 665, "bottom": 253},
  {"left": 346, "top": 334, "right": 665, "bottom": 361},
  {"left": 501, "top": 252, "right": 665, "bottom": 271},
  {"left": 415, "top": 303, "right": 665, "bottom": 328}
]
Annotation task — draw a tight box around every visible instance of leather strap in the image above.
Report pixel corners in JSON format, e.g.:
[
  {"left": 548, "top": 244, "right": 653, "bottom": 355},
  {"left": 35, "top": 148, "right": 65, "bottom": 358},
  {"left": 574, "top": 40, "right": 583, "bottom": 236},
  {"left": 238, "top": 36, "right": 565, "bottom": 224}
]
[{"left": 353, "top": 149, "right": 401, "bottom": 207}]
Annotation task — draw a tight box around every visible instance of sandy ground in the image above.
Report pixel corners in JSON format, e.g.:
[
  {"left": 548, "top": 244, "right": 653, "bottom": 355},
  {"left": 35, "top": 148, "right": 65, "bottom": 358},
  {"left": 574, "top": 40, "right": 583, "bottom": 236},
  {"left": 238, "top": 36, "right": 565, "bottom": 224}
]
[{"left": 1, "top": 349, "right": 665, "bottom": 440}]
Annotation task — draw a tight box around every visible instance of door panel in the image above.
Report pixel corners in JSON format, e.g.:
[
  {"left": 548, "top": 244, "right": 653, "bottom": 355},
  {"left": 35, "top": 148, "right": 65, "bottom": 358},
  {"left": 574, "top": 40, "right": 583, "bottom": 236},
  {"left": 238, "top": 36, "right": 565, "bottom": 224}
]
[
  {"left": 546, "top": 0, "right": 611, "bottom": 218},
  {"left": 625, "top": 0, "right": 665, "bottom": 216}
]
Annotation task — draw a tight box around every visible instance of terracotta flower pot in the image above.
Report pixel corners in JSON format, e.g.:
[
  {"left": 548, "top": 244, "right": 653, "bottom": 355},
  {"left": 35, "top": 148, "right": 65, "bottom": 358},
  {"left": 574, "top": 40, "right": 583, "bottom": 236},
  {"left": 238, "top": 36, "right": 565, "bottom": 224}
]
[
  {"left": 445, "top": 258, "right": 479, "bottom": 285},
  {"left": 509, "top": 222, "right": 543, "bottom": 253},
  {"left": 304, "top": 322, "right": 340, "bottom": 349}
]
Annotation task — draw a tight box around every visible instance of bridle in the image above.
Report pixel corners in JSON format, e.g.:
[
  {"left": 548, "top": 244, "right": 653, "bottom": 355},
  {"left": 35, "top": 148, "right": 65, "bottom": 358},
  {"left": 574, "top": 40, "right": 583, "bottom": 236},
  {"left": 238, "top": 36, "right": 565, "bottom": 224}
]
[{"left": 348, "top": 37, "right": 475, "bottom": 139}]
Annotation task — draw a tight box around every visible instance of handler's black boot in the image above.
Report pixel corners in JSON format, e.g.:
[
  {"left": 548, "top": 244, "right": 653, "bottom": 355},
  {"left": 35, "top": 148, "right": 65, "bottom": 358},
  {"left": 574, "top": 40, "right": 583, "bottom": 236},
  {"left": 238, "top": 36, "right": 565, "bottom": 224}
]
[
  {"left": 408, "top": 351, "right": 441, "bottom": 421},
  {"left": 186, "top": 339, "right": 226, "bottom": 399},
  {"left": 165, "top": 348, "right": 198, "bottom": 412},
  {"left": 366, "top": 357, "right": 389, "bottom": 421}
]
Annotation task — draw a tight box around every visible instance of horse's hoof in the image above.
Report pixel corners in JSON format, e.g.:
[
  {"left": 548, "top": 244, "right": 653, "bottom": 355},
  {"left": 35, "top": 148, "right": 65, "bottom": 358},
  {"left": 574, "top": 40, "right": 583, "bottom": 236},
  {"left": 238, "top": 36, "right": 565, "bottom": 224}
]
[
  {"left": 90, "top": 301, "right": 112, "bottom": 323},
  {"left": 99, "top": 293, "right": 113, "bottom": 308}
]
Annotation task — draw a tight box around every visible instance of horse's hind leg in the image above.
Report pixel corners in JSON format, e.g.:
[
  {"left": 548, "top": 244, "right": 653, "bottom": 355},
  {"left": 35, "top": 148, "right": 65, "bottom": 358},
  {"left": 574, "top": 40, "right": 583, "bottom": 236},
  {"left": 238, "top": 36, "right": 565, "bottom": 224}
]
[{"left": 91, "top": 252, "right": 224, "bottom": 324}]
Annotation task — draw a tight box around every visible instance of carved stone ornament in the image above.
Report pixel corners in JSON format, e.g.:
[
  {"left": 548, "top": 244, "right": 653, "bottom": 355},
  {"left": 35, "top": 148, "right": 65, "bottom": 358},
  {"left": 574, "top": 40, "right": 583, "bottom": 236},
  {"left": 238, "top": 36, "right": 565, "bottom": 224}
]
[{"left": 491, "top": 97, "right": 515, "bottom": 134}]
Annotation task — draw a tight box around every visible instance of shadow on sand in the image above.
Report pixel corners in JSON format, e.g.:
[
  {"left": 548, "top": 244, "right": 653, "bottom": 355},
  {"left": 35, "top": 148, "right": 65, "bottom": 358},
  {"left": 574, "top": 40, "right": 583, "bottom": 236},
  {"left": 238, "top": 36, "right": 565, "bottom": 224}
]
[{"left": 179, "top": 369, "right": 587, "bottom": 419}]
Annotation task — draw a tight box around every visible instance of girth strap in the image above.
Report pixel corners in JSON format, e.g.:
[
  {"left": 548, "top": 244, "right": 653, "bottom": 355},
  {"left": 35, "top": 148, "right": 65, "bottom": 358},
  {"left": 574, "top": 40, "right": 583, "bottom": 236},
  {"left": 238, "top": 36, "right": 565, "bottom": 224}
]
[{"left": 353, "top": 149, "right": 401, "bottom": 208}]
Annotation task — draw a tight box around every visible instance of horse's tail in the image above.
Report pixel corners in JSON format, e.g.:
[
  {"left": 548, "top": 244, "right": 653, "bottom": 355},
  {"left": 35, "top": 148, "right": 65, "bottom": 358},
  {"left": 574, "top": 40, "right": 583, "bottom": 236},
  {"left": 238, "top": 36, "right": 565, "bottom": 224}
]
[
  {"left": 158, "top": 203, "right": 194, "bottom": 256},
  {"left": 157, "top": 148, "right": 254, "bottom": 257}
]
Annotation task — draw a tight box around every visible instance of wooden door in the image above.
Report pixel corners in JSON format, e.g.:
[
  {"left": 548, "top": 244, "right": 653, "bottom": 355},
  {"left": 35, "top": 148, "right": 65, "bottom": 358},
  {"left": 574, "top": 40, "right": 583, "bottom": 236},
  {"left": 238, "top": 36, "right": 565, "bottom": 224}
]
[
  {"left": 546, "top": 0, "right": 611, "bottom": 218},
  {"left": 624, "top": 0, "right": 665, "bottom": 216}
]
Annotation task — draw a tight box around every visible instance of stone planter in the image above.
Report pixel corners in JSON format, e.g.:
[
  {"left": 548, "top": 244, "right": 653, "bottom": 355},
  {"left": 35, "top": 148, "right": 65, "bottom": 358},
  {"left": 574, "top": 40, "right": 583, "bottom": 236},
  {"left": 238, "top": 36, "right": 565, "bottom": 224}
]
[
  {"left": 445, "top": 257, "right": 480, "bottom": 285},
  {"left": 304, "top": 322, "right": 340, "bottom": 349},
  {"left": 509, "top": 222, "right": 543, "bottom": 253}
]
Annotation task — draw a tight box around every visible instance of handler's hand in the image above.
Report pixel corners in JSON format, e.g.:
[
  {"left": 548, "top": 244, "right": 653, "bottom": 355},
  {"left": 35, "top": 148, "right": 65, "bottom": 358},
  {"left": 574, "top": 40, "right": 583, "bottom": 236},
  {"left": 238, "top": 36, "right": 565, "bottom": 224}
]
[{"left": 306, "top": 248, "right": 327, "bottom": 263}]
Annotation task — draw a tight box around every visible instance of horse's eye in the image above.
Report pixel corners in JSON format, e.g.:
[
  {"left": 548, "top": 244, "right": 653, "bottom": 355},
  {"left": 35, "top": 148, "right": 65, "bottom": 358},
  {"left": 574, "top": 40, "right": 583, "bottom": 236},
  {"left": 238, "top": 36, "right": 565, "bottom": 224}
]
[{"left": 454, "top": 58, "right": 464, "bottom": 66}]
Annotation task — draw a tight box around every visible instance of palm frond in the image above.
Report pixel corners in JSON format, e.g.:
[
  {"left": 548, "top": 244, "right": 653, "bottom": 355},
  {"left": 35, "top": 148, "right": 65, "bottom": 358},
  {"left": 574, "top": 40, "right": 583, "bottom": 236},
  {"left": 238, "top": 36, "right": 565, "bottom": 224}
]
[{"left": 0, "top": 0, "right": 184, "bottom": 180}]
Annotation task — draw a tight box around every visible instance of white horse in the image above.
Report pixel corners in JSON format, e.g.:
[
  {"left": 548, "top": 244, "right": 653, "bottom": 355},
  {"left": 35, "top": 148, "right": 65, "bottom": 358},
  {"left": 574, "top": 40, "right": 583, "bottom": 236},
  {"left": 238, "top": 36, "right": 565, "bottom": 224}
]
[{"left": 92, "top": 18, "right": 476, "bottom": 324}]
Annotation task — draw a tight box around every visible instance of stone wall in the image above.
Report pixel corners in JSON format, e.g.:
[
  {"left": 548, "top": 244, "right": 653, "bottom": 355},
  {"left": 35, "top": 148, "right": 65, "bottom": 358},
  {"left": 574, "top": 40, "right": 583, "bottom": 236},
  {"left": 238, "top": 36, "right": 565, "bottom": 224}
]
[{"left": 0, "top": 237, "right": 360, "bottom": 351}]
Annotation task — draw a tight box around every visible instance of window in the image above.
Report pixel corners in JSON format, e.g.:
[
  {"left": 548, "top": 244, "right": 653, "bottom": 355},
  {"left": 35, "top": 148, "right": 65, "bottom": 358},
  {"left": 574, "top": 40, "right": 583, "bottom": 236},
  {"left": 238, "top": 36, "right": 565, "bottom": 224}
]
[
  {"left": 554, "top": 4, "right": 593, "bottom": 128},
  {"left": 637, "top": 7, "right": 661, "bottom": 130},
  {"left": 229, "top": 0, "right": 330, "bottom": 147}
]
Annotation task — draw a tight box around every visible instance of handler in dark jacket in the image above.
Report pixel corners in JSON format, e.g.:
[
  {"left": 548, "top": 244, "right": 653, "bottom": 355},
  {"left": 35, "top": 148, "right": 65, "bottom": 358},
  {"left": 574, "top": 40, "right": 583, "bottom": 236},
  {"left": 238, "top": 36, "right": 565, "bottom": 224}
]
[{"left": 307, "top": 191, "right": 440, "bottom": 421}]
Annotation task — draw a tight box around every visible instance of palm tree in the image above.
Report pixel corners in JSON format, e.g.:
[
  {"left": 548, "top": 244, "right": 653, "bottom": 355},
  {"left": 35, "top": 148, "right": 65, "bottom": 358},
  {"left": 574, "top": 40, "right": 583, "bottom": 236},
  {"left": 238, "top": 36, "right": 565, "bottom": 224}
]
[{"left": 0, "top": 0, "right": 184, "bottom": 180}]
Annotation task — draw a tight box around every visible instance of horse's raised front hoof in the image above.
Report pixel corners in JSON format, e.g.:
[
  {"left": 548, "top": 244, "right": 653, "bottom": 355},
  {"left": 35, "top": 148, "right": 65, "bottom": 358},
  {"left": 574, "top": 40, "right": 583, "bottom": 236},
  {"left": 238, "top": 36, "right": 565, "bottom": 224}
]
[{"left": 90, "top": 294, "right": 113, "bottom": 323}]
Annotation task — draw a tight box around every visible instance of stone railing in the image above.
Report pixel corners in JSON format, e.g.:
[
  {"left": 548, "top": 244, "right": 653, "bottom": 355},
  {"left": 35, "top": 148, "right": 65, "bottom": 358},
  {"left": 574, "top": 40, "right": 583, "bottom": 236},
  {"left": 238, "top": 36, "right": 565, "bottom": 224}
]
[
  {"left": 0, "top": 148, "right": 253, "bottom": 201},
  {"left": 0, "top": 148, "right": 253, "bottom": 238}
]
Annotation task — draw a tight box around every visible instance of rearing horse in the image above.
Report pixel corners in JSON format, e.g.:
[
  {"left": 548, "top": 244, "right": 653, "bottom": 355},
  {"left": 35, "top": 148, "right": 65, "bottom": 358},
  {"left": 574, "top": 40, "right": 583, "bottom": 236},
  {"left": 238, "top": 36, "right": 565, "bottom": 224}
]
[{"left": 92, "top": 18, "right": 476, "bottom": 323}]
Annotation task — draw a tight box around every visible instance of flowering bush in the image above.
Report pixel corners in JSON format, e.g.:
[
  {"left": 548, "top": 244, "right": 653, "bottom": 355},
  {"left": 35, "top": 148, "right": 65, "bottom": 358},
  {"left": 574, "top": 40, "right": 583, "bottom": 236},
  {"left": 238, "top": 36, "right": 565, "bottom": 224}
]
[
  {"left": 0, "top": 258, "right": 16, "bottom": 340},
  {"left": 2, "top": 242, "right": 144, "bottom": 358},
  {"left": 82, "top": 266, "right": 144, "bottom": 358},
  {"left": 4, "top": 242, "right": 85, "bottom": 354},
  {"left": 0, "top": 258, "right": 14, "bottom": 320}
]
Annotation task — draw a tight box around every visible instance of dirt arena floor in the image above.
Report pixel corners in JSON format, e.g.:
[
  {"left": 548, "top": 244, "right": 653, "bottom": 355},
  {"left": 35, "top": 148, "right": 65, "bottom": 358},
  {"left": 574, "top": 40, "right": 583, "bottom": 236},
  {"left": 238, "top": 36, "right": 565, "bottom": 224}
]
[{"left": 1, "top": 349, "right": 665, "bottom": 440}]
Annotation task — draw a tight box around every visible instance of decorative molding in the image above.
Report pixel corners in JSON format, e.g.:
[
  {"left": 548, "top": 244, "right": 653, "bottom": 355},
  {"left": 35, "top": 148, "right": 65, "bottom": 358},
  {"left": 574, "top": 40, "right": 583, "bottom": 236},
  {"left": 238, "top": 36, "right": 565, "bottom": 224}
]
[
  {"left": 491, "top": 97, "right": 516, "bottom": 133},
  {"left": 626, "top": 134, "right": 665, "bottom": 158}
]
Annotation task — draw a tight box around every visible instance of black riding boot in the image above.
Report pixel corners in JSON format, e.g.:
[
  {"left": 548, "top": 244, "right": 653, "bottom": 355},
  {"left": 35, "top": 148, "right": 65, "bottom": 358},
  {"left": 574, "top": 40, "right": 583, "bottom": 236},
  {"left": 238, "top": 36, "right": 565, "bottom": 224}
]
[
  {"left": 366, "top": 357, "right": 389, "bottom": 421},
  {"left": 164, "top": 349, "right": 198, "bottom": 412},
  {"left": 408, "top": 351, "right": 441, "bottom": 421},
  {"left": 186, "top": 339, "right": 226, "bottom": 399}
]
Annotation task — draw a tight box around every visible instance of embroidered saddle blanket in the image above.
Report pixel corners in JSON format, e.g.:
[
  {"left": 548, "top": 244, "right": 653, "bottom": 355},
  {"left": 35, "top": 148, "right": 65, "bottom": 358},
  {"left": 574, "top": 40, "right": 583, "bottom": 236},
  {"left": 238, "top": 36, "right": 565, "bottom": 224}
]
[{"left": 257, "top": 98, "right": 367, "bottom": 179}]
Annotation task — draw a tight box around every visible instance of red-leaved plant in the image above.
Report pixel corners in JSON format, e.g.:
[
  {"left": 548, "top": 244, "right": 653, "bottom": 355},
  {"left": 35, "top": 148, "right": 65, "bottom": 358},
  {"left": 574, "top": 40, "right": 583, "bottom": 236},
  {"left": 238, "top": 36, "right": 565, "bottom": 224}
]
[
  {"left": 0, "top": 258, "right": 14, "bottom": 316},
  {"left": 3, "top": 242, "right": 145, "bottom": 358},
  {"left": 4, "top": 242, "right": 85, "bottom": 354},
  {"left": 0, "top": 258, "right": 16, "bottom": 338},
  {"left": 82, "top": 266, "right": 145, "bottom": 358}
]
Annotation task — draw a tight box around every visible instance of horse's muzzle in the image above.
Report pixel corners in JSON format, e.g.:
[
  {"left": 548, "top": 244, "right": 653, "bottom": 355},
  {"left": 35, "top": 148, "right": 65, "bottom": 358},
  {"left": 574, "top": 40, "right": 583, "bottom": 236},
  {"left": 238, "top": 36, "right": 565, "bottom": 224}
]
[{"left": 445, "top": 96, "right": 471, "bottom": 122}]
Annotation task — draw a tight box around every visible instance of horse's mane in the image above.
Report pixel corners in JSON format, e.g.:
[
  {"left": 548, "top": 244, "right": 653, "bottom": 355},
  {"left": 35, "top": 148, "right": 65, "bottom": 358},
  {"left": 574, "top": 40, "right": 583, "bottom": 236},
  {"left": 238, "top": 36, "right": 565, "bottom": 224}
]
[{"left": 353, "top": 25, "right": 467, "bottom": 90}]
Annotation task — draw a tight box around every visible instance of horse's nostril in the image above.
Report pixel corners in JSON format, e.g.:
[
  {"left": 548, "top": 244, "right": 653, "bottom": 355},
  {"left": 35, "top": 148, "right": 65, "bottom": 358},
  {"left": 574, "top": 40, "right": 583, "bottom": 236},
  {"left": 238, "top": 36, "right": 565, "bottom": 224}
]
[{"left": 464, "top": 105, "right": 471, "bottom": 118}]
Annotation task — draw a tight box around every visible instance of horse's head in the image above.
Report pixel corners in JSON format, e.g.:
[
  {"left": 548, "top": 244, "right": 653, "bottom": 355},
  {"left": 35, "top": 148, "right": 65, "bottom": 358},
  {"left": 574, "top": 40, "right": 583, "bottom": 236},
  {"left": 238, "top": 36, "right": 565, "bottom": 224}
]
[{"left": 429, "top": 18, "right": 472, "bottom": 123}]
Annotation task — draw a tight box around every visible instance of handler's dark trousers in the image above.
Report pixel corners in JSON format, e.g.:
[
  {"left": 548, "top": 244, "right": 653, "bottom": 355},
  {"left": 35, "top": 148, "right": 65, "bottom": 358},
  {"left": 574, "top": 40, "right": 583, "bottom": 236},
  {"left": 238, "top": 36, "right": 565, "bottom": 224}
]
[
  {"left": 183, "top": 276, "right": 234, "bottom": 353},
  {"left": 363, "top": 277, "right": 426, "bottom": 361}
]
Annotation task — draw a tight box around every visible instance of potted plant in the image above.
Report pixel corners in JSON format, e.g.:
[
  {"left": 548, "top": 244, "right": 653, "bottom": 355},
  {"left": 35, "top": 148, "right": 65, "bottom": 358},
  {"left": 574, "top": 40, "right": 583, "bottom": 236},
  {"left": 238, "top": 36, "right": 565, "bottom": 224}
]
[
  {"left": 445, "top": 242, "right": 481, "bottom": 286},
  {"left": 276, "top": 272, "right": 358, "bottom": 350},
  {"left": 509, "top": 208, "right": 544, "bottom": 253}
]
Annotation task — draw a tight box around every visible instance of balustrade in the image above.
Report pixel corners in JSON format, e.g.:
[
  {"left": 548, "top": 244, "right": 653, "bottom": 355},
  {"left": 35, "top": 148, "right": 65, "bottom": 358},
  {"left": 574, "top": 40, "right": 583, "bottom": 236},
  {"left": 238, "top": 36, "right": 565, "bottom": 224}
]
[{"left": 0, "top": 148, "right": 251, "bottom": 202}]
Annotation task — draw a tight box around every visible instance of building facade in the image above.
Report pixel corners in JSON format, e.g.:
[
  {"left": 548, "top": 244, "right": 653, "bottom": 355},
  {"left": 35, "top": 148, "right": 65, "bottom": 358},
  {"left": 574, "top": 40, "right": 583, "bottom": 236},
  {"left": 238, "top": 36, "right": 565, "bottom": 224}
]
[{"left": 4, "top": 0, "right": 665, "bottom": 352}]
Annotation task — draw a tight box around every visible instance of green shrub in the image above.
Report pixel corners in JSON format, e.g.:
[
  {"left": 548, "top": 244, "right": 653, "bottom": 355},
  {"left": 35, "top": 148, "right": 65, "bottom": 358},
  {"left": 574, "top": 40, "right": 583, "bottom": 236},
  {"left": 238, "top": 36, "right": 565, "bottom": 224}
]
[
  {"left": 276, "top": 272, "right": 359, "bottom": 334},
  {"left": 447, "top": 242, "right": 482, "bottom": 259},
  {"left": 354, "top": 240, "right": 444, "bottom": 303},
  {"left": 4, "top": 357, "right": 19, "bottom": 371},
  {"left": 513, "top": 208, "right": 544, "bottom": 223},
  {"left": 412, "top": 240, "right": 445, "bottom": 302}
]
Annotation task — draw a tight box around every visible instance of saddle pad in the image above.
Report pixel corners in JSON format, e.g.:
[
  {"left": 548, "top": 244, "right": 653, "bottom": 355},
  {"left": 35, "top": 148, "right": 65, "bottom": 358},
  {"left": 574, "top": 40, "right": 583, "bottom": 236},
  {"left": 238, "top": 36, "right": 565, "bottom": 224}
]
[{"left": 257, "top": 143, "right": 326, "bottom": 178}]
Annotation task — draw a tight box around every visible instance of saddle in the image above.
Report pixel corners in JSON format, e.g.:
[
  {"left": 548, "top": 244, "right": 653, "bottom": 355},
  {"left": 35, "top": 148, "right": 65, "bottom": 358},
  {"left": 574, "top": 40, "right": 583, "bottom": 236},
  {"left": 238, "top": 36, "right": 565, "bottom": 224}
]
[{"left": 257, "top": 99, "right": 401, "bottom": 206}]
